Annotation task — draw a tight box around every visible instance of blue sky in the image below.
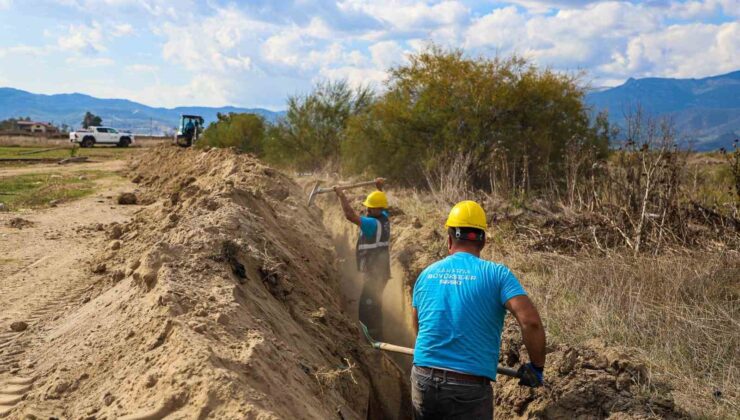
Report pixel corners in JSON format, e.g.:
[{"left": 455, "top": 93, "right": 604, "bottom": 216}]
[{"left": 0, "top": 0, "right": 737, "bottom": 110}]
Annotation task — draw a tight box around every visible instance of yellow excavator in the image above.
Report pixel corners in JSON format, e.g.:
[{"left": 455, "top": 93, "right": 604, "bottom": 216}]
[{"left": 174, "top": 114, "right": 204, "bottom": 147}]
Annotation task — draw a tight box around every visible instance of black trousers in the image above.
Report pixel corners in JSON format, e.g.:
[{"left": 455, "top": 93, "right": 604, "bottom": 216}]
[
  {"left": 358, "top": 270, "right": 389, "bottom": 341},
  {"left": 411, "top": 366, "right": 493, "bottom": 420}
]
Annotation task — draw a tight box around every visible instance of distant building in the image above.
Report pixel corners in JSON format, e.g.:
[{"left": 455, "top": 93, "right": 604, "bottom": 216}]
[{"left": 17, "top": 121, "right": 57, "bottom": 134}]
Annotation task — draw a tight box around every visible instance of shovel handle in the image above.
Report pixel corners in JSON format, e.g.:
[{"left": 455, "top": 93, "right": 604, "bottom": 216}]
[
  {"left": 370, "top": 342, "right": 521, "bottom": 378},
  {"left": 374, "top": 342, "right": 414, "bottom": 355}
]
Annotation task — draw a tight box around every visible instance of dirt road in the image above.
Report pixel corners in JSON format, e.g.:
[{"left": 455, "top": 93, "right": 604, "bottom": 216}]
[
  {"left": 0, "top": 159, "right": 128, "bottom": 177},
  {"left": 0, "top": 172, "right": 137, "bottom": 417}
]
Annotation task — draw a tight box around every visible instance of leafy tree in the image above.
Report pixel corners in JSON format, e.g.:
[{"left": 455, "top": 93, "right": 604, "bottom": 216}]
[
  {"left": 264, "top": 80, "right": 374, "bottom": 171},
  {"left": 198, "top": 112, "right": 265, "bottom": 154},
  {"left": 0, "top": 117, "right": 31, "bottom": 131},
  {"left": 82, "top": 111, "right": 102, "bottom": 128},
  {"left": 342, "top": 46, "right": 609, "bottom": 193}
]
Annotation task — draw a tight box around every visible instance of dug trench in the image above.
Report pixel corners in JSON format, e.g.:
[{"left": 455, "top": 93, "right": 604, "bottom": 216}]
[
  {"left": 314, "top": 185, "right": 687, "bottom": 419},
  {"left": 2, "top": 146, "right": 409, "bottom": 419}
]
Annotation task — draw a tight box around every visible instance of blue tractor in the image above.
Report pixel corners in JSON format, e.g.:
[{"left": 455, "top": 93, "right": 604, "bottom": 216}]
[{"left": 174, "top": 114, "right": 204, "bottom": 147}]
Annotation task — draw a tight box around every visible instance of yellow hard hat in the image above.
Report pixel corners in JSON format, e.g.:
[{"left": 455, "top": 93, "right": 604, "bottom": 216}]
[
  {"left": 445, "top": 200, "right": 487, "bottom": 230},
  {"left": 363, "top": 190, "right": 388, "bottom": 208}
]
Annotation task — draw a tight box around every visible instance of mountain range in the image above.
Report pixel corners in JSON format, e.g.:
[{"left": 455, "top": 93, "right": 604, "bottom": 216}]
[
  {"left": 0, "top": 87, "right": 283, "bottom": 135},
  {"left": 1, "top": 70, "right": 738, "bottom": 149},
  {"left": 585, "top": 70, "right": 740, "bottom": 150}
]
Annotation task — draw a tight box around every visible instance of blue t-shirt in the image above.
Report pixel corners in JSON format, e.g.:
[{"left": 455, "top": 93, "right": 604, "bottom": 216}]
[
  {"left": 412, "top": 252, "right": 526, "bottom": 380},
  {"left": 359, "top": 211, "right": 389, "bottom": 238}
]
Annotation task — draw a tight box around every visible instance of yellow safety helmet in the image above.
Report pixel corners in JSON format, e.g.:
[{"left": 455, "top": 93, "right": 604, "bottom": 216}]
[
  {"left": 445, "top": 200, "right": 487, "bottom": 230},
  {"left": 363, "top": 190, "right": 388, "bottom": 208}
]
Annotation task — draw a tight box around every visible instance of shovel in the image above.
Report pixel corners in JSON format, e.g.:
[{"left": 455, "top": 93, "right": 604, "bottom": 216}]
[
  {"left": 307, "top": 179, "right": 382, "bottom": 206},
  {"left": 359, "top": 322, "right": 521, "bottom": 379}
]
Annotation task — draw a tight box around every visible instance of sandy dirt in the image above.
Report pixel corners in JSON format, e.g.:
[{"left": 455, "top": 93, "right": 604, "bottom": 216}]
[
  {"left": 0, "top": 172, "right": 139, "bottom": 417},
  {"left": 0, "top": 159, "right": 128, "bottom": 177},
  {"left": 0, "top": 147, "right": 409, "bottom": 419}
]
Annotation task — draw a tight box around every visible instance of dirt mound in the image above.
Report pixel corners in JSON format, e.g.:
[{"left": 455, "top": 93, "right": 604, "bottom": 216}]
[
  {"left": 13, "top": 146, "right": 408, "bottom": 418},
  {"left": 6, "top": 217, "right": 34, "bottom": 229},
  {"left": 496, "top": 323, "right": 683, "bottom": 419}
]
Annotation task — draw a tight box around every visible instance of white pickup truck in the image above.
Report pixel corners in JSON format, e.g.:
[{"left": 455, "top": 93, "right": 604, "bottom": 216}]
[{"left": 69, "top": 126, "right": 135, "bottom": 148}]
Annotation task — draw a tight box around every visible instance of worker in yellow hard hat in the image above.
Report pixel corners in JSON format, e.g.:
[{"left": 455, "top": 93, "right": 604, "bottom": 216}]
[
  {"left": 333, "top": 178, "right": 390, "bottom": 340},
  {"left": 410, "top": 200, "right": 546, "bottom": 419}
]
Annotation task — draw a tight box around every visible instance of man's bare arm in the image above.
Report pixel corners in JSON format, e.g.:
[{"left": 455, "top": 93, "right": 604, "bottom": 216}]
[
  {"left": 334, "top": 187, "right": 361, "bottom": 225},
  {"left": 505, "top": 295, "right": 546, "bottom": 367}
]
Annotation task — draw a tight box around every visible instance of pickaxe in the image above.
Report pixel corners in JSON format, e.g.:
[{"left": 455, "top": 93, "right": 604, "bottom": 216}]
[
  {"left": 307, "top": 180, "right": 382, "bottom": 206},
  {"left": 359, "top": 322, "right": 522, "bottom": 379}
]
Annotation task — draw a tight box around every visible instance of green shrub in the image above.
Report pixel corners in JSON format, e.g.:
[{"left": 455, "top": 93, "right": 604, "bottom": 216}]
[
  {"left": 263, "top": 80, "right": 373, "bottom": 171},
  {"left": 199, "top": 113, "right": 265, "bottom": 154}
]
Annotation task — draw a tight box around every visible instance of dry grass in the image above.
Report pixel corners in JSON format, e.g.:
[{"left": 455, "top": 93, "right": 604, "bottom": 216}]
[
  {"left": 497, "top": 250, "right": 740, "bottom": 418},
  {"left": 389, "top": 187, "right": 739, "bottom": 418}
]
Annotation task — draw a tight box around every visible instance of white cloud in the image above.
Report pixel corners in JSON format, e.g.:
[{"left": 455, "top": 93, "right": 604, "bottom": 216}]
[
  {"left": 0, "top": 0, "right": 12, "bottom": 10},
  {"left": 465, "top": 6, "right": 526, "bottom": 49},
  {"left": 338, "top": 0, "right": 469, "bottom": 31},
  {"left": 369, "top": 40, "right": 404, "bottom": 69},
  {"left": 112, "top": 23, "right": 133, "bottom": 37},
  {"left": 57, "top": 21, "right": 106, "bottom": 54},
  {"left": 601, "top": 22, "right": 740, "bottom": 79},
  {"left": 65, "top": 56, "right": 115, "bottom": 67},
  {"left": 126, "top": 64, "right": 159, "bottom": 72},
  {"left": 0, "top": 45, "right": 48, "bottom": 58}
]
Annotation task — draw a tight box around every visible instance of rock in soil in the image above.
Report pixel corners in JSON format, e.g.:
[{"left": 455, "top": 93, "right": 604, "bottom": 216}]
[
  {"left": 116, "top": 192, "right": 138, "bottom": 205},
  {"left": 7, "top": 217, "right": 34, "bottom": 229},
  {"left": 10, "top": 321, "right": 28, "bottom": 332}
]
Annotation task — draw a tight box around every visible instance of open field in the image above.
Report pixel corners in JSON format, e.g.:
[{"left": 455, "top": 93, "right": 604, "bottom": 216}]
[
  {"left": 0, "top": 146, "right": 143, "bottom": 161},
  {"left": 0, "top": 145, "right": 737, "bottom": 418},
  {"left": 0, "top": 135, "right": 171, "bottom": 148}
]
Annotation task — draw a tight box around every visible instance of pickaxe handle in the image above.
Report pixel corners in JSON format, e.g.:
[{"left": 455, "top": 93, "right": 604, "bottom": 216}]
[
  {"left": 359, "top": 322, "right": 521, "bottom": 378},
  {"left": 316, "top": 180, "right": 379, "bottom": 194},
  {"left": 308, "top": 179, "right": 383, "bottom": 205}
]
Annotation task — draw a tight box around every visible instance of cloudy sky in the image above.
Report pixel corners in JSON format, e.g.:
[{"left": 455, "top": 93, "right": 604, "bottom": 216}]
[{"left": 0, "top": 0, "right": 737, "bottom": 109}]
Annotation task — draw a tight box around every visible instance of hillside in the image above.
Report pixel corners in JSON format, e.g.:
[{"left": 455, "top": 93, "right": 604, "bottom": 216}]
[
  {"left": 0, "top": 87, "right": 284, "bottom": 134},
  {"left": 586, "top": 70, "right": 740, "bottom": 150}
]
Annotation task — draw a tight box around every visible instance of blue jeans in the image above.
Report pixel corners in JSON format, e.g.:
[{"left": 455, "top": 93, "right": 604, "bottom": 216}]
[{"left": 411, "top": 365, "right": 493, "bottom": 420}]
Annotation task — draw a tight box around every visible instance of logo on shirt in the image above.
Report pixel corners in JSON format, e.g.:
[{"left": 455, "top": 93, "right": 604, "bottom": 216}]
[{"left": 426, "top": 267, "right": 478, "bottom": 286}]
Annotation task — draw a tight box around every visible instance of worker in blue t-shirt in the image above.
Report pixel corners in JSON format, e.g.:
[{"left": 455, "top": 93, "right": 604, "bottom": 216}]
[
  {"left": 411, "top": 200, "right": 546, "bottom": 419},
  {"left": 333, "top": 178, "right": 390, "bottom": 339}
]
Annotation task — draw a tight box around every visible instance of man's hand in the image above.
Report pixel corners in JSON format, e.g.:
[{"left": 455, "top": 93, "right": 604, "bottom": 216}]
[
  {"left": 375, "top": 177, "right": 385, "bottom": 191},
  {"left": 518, "top": 362, "right": 544, "bottom": 388}
]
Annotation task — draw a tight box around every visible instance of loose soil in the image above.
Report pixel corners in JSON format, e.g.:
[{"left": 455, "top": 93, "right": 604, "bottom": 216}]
[{"left": 0, "top": 147, "right": 408, "bottom": 419}]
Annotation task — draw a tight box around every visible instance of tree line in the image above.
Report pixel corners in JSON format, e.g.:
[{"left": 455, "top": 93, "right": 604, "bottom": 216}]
[
  {"left": 201, "top": 47, "right": 613, "bottom": 197},
  {"left": 0, "top": 111, "right": 103, "bottom": 133}
]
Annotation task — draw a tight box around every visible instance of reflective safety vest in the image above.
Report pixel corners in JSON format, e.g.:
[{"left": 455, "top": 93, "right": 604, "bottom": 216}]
[{"left": 356, "top": 214, "right": 391, "bottom": 279}]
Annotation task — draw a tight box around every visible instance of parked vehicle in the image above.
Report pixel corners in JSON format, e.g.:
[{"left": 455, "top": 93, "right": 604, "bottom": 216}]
[{"left": 69, "top": 126, "right": 134, "bottom": 148}]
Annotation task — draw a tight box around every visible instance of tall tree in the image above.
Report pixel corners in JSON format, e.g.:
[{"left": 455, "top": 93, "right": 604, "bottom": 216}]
[
  {"left": 264, "top": 80, "right": 374, "bottom": 171},
  {"left": 82, "top": 111, "right": 102, "bottom": 129},
  {"left": 343, "top": 46, "right": 609, "bottom": 193}
]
